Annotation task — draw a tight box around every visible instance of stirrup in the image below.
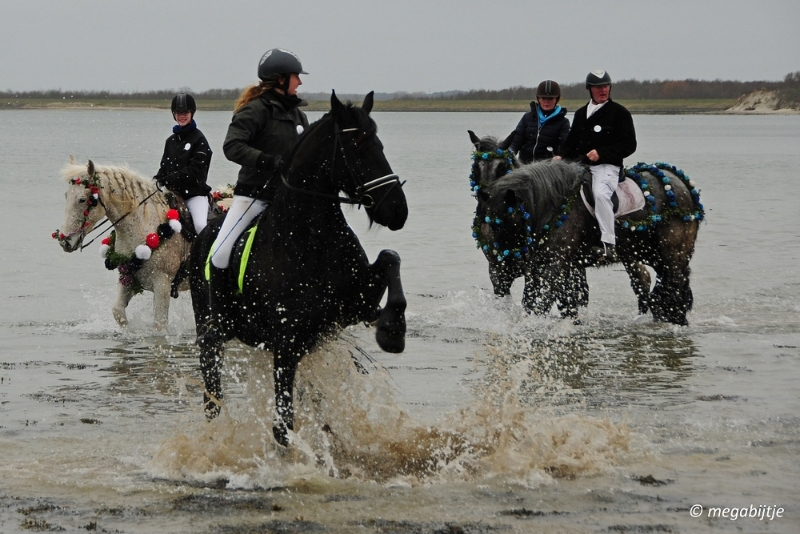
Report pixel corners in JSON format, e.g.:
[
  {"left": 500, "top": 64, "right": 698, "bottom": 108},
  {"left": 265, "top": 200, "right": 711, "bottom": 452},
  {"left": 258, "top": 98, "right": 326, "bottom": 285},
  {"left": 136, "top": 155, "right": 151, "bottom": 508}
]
[{"left": 591, "top": 242, "right": 618, "bottom": 262}]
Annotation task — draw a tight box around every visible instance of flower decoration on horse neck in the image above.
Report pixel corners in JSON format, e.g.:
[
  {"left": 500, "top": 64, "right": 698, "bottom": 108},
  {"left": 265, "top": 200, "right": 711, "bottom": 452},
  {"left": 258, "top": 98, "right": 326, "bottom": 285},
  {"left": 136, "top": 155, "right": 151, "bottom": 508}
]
[
  {"left": 469, "top": 148, "right": 514, "bottom": 196},
  {"left": 472, "top": 203, "right": 535, "bottom": 262},
  {"left": 211, "top": 185, "right": 234, "bottom": 213},
  {"left": 472, "top": 180, "right": 582, "bottom": 263},
  {"left": 100, "top": 209, "right": 182, "bottom": 293},
  {"left": 621, "top": 162, "right": 704, "bottom": 232},
  {"left": 51, "top": 173, "right": 102, "bottom": 242}
]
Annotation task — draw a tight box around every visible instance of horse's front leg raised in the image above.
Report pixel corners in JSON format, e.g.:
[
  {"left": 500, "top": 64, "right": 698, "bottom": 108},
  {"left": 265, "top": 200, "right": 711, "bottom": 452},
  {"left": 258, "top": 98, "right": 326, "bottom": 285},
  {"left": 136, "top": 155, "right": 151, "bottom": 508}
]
[
  {"left": 112, "top": 283, "right": 135, "bottom": 328},
  {"left": 372, "top": 249, "right": 406, "bottom": 353}
]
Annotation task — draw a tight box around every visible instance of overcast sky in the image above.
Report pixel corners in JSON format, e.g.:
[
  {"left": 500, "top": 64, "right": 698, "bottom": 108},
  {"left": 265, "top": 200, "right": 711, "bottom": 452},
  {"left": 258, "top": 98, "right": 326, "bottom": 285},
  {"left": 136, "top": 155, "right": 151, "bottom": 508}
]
[{"left": 2, "top": 0, "right": 798, "bottom": 94}]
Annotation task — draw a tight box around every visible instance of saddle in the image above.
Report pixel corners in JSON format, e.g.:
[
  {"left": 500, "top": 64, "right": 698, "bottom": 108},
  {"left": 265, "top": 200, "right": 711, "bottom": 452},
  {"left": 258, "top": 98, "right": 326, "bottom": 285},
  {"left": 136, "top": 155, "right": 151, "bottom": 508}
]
[
  {"left": 164, "top": 191, "right": 197, "bottom": 242},
  {"left": 579, "top": 167, "right": 645, "bottom": 218},
  {"left": 202, "top": 211, "right": 266, "bottom": 295}
]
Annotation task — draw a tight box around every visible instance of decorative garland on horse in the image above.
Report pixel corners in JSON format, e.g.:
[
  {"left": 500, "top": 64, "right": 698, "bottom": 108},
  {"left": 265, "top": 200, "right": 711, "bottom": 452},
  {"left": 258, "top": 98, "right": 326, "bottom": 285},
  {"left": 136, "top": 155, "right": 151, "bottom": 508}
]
[
  {"left": 99, "top": 209, "right": 182, "bottom": 294},
  {"left": 468, "top": 148, "right": 515, "bottom": 195},
  {"left": 468, "top": 154, "right": 704, "bottom": 262}
]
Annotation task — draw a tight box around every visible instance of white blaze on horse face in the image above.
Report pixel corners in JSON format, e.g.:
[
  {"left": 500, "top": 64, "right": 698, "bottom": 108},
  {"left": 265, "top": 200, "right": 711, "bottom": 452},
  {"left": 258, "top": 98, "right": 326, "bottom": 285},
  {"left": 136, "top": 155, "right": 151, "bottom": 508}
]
[{"left": 59, "top": 181, "right": 104, "bottom": 251}]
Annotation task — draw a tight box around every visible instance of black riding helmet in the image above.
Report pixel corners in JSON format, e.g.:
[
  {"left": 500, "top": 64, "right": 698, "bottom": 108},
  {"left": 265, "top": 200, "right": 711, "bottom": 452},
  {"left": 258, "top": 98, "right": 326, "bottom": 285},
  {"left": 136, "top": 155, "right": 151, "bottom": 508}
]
[
  {"left": 536, "top": 80, "right": 561, "bottom": 99},
  {"left": 171, "top": 93, "right": 196, "bottom": 114},
  {"left": 258, "top": 48, "right": 308, "bottom": 81},
  {"left": 585, "top": 70, "right": 612, "bottom": 89}
]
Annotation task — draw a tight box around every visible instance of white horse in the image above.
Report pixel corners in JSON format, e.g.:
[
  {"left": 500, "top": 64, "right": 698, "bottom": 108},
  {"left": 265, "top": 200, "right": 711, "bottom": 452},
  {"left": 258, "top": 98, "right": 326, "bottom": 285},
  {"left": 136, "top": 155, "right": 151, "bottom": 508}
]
[{"left": 55, "top": 156, "right": 192, "bottom": 330}]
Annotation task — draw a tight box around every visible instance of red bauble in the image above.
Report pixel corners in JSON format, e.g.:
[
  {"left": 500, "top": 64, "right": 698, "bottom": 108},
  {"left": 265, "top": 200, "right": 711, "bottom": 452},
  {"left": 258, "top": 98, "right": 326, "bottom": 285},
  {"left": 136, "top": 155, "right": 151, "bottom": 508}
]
[
  {"left": 145, "top": 233, "right": 160, "bottom": 249},
  {"left": 166, "top": 209, "right": 180, "bottom": 221}
]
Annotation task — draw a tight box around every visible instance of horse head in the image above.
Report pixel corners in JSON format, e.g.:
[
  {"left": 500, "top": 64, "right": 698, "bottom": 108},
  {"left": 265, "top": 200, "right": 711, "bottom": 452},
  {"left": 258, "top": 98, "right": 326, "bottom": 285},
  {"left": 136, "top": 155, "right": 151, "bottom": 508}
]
[
  {"left": 55, "top": 158, "right": 107, "bottom": 252},
  {"left": 325, "top": 90, "right": 408, "bottom": 230},
  {"left": 468, "top": 130, "right": 519, "bottom": 192}
]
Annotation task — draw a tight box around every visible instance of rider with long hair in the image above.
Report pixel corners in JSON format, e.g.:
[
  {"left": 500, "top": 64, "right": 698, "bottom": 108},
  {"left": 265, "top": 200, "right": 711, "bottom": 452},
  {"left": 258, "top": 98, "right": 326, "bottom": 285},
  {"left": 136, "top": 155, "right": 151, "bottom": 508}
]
[{"left": 198, "top": 48, "right": 309, "bottom": 348}]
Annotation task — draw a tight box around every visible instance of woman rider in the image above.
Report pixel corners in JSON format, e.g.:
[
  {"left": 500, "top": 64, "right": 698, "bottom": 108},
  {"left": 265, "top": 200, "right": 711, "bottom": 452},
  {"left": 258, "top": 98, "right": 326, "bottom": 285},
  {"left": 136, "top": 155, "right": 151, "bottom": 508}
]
[
  {"left": 198, "top": 48, "right": 309, "bottom": 347},
  {"left": 503, "top": 80, "right": 570, "bottom": 163}
]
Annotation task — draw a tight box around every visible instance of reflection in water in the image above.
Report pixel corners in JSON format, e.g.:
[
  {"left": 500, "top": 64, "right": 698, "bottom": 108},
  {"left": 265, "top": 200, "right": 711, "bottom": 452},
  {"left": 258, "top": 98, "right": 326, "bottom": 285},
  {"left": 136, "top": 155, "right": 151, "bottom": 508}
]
[{"left": 483, "top": 327, "right": 697, "bottom": 412}]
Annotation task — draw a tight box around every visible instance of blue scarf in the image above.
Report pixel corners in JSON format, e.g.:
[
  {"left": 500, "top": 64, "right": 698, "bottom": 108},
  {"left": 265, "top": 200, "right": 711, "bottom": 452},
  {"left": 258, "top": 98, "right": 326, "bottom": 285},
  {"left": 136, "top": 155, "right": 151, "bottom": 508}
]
[
  {"left": 173, "top": 119, "right": 198, "bottom": 134},
  {"left": 537, "top": 105, "right": 562, "bottom": 126}
]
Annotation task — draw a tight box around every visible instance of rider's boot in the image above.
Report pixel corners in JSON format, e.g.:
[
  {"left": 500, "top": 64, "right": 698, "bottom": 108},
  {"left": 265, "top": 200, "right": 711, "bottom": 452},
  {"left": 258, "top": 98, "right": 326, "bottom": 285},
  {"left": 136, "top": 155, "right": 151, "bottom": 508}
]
[
  {"left": 591, "top": 242, "right": 618, "bottom": 262},
  {"left": 196, "top": 265, "right": 228, "bottom": 350}
]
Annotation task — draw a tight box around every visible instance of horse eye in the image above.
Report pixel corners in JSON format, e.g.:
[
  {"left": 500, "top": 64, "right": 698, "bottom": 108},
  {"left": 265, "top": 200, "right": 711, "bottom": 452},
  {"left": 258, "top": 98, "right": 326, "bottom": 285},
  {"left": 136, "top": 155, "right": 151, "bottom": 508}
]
[{"left": 78, "top": 198, "right": 86, "bottom": 203}]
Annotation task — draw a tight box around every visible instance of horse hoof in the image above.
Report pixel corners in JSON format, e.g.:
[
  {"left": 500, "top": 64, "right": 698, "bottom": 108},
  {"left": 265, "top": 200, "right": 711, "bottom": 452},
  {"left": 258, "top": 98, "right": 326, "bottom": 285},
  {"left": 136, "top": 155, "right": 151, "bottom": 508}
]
[
  {"left": 204, "top": 402, "right": 221, "bottom": 421},
  {"left": 376, "top": 329, "right": 405, "bottom": 353}
]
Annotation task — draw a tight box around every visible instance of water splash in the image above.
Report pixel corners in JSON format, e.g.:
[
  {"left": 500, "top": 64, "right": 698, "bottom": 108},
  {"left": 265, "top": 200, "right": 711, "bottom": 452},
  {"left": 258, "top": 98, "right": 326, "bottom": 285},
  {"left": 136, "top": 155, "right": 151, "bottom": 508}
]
[{"left": 151, "top": 332, "right": 632, "bottom": 488}]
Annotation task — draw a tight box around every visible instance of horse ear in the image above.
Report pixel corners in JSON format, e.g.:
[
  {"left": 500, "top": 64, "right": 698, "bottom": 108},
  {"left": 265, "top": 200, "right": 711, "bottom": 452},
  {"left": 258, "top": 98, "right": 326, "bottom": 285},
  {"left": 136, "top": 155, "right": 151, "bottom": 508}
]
[
  {"left": 87, "top": 160, "right": 95, "bottom": 177},
  {"left": 69, "top": 154, "right": 76, "bottom": 165},
  {"left": 468, "top": 130, "right": 480, "bottom": 149},
  {"left": 362, "top": 91, "right": 374, "bottom": 114},
  {"left": 330, "top": 89, "right": 345, "bottom": 117}
]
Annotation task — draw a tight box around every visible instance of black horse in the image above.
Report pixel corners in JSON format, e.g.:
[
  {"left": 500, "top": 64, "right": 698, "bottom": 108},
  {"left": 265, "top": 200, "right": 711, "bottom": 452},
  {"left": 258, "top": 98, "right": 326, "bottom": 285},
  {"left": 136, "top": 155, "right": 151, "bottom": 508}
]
[
  {"left": 470, "top": 135, "right": 702, "bottom": 325},
  {"left": 468, "top": 131, "right": 590, "bottom": 317},
  {"left": 190, "top": 91, "right": 408, "bottom": 446}
]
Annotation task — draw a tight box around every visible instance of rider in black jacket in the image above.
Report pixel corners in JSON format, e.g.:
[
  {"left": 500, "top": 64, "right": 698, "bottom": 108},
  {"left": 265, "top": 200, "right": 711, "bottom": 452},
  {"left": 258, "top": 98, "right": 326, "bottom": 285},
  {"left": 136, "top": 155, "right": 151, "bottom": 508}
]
[
  {"left": 198, "top": 48, "right": 309, "bottom": 352},
  {"left": 561, "top": 70, "right": 636, "bottom": 260},
  {"left": 154, "top": 93, "right": 213, "bottom": 234},
  {"left": 504, "top": 80, "right": 570, "bottom": 163}
]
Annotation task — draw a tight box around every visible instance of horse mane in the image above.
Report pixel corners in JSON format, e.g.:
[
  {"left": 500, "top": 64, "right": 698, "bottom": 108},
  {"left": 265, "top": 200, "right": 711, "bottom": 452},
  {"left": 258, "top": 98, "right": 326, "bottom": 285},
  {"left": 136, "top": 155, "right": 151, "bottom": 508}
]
[
  {"left": 484, "top": 160, "right": 584, "bottom": 231},
  {"left": 60, "top": 161, "right": 170, "bottom": 217}
]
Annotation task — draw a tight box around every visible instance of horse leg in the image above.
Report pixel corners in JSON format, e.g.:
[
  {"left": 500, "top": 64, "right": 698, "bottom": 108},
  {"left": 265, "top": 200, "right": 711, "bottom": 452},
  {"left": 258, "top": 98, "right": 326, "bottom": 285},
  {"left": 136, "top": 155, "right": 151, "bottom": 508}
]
[
  {"left": 522, "top": 264, "right": 555, "bottom": 315},
  {"left": 199, "top": 343, "right": 224, "bottom": 419},
  {"left": 373, "top": 249, "right": 406, "bottom": 354},
  {"left": 650, "top": 264, "right": 693, "bottom": 326},
  {"left": 111, "top": 284, "right": 134, "bottom": 328},
  {"left": 272, "top": 356, "right": 300, "bottom": 447},
  {"left": 623, "top": 260, "right": 652, "bottom": 315},
  {"left": 555, "top": 264, "right": 589, "bottom": 319},
  {"left": 152, "top": 273, "right": 172, "bottom": 331},
  {"left": 489, "top": 262, "right": 514, "bottom": 297}
]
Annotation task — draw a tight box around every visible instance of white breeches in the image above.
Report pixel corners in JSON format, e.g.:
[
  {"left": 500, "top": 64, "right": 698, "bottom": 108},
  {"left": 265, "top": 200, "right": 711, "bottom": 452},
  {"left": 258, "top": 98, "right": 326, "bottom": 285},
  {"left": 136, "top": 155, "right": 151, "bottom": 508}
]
[
  {"left": 209, "top": 195, "right": 267, "bottom": 269},
  {"left": 591, "top": 163, "right": 620, "bottom": 245},
  {"left": 185, "top": 195, "right": 210, "bottom": 234}
]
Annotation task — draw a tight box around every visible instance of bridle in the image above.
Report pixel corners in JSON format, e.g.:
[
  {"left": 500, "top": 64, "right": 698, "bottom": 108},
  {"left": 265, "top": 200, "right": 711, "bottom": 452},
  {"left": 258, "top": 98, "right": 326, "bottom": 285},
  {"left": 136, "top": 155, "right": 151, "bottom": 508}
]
[
  {"left": 56, "top": 172, "right": 164, "bottom": 251},
  {"left": 280, "top": 122, "right": 404, "bottom": 210}
]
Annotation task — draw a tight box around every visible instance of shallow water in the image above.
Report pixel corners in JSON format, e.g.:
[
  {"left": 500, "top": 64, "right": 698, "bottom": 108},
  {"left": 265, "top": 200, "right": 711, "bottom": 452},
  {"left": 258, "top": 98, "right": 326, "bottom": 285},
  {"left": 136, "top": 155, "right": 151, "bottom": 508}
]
[{"left": 0, "top": 110, "right": 799, "bottom": 533}]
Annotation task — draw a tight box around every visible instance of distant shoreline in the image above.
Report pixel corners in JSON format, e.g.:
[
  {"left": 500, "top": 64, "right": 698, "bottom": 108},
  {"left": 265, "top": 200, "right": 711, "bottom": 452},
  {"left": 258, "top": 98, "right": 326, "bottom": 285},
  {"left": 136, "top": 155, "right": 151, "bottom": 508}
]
[{"left": 2, "top": 98, "right": 798, "bottom": 114}]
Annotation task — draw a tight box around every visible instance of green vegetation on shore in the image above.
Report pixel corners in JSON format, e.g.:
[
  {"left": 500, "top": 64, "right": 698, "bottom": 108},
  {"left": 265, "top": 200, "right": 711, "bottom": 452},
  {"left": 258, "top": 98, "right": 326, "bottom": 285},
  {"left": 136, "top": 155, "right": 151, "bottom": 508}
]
[
  {"left": 0, "top": 97, "right": 737, "bottom": 114},
  {"left": 3, "top": 71, "right": 798, "bottom": 113}
]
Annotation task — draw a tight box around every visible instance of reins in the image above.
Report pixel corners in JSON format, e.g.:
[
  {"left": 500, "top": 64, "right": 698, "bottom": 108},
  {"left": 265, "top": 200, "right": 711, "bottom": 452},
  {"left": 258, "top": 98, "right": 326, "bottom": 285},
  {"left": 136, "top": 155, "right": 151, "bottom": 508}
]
[
  {"left": 78, "top": 174, "right": 164, "bottom": 251},
  {"left": 280, "top": 123, "right": 404, "bottom": 208}
]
